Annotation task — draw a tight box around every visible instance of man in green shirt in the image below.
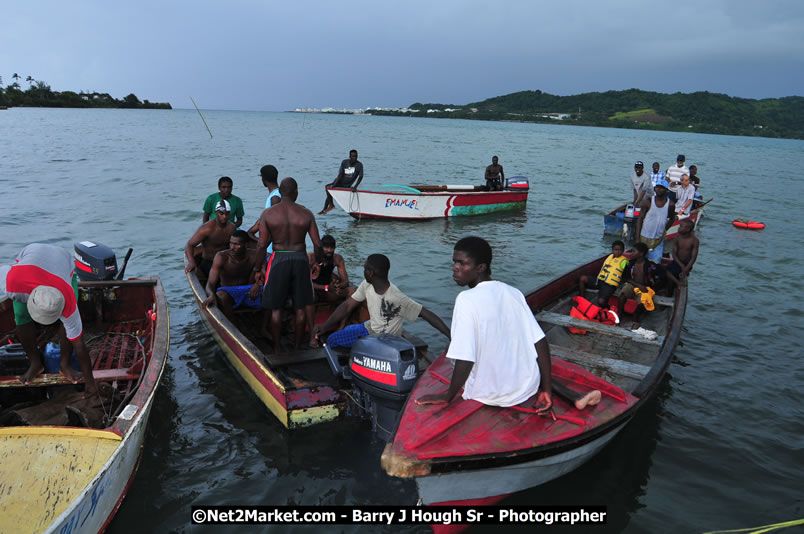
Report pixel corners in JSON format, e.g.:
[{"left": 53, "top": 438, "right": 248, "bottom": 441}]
[{"left": 203, "top": 176, "right": 245, "bottom": 227}]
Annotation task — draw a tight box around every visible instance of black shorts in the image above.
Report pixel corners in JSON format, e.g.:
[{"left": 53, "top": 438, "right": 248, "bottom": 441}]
[
  {"left": 592, "top": 280, "right": 617, "bottom": 303},
  {"left": 261, "top": 251, "right": 314, "bottom": 310},
  {"left": 198, "top": 258, "right": 213, "bottom": 278},
  {"left": 666, "top": 262, "right": 692, "bottom": 278}
]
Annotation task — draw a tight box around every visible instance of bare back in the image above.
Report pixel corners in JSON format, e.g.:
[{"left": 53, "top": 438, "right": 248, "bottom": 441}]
[{"left": 258, "top": 201, "right": 320, "bottom": 252}]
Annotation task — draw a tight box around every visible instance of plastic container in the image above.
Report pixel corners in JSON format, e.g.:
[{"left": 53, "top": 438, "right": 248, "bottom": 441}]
[{"left": 43, "top": 342, "right": 81, "bottom": 373}]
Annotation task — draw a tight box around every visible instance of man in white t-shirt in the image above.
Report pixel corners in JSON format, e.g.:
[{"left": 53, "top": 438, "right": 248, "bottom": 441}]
[
  {"left": 674, "top": 174, "right": 695, "bottom": 216},
  {"left": 313, "top": 254, "right": 451, "bottom": 347},
  {"left": 416, "top": 237, "right": 600, "bottom": 410}
]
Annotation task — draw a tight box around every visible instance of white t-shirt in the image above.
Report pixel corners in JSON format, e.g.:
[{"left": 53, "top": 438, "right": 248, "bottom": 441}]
[
  {"left": 351, "top": 280, "right": 422, "bottom": 336},
  {"left": 630, "top": 170, "right": 652, "bottom": 199},
  {"left": 447, "top": 280, "right": 546, "bottom": 407}
]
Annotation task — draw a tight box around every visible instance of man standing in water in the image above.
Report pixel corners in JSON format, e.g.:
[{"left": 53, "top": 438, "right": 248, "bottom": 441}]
[
  {"left": 0, "top": 244, "right": 98, "bottom": 396},
  {"left": 252, "top": 178, "right": 321, "bottom": 353},
  {"left": 415, "top": 237, "right": 600, "bottom": 410},
  {"left": 319, "top": 149, "right": 363, "bottom": 214},
  {"left": 485, "top": 156, "right": 505, "bottom": 191}
]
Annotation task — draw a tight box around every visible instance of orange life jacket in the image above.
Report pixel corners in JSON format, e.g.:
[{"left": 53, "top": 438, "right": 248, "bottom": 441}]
[{"left": 568, "top": 296, "right": 619, "bottom": 334}]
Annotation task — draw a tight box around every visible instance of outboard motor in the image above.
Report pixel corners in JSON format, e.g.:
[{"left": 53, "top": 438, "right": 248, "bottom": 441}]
[
  {"left": 504, "top": 176, "right": 529, "bottom": 191},
  {"left": 348, "top": 335, "right": 420, "bottom": 441},
  {"left": 74, "top": 241, "right": 118, "bottom": 281}
]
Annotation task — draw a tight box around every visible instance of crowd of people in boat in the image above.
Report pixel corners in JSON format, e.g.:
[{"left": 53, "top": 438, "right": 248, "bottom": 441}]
[{"left": 630, "top": 154, "right": 703, "bottom": 217}]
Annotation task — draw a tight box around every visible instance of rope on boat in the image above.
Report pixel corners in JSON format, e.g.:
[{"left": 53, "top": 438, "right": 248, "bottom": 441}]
[{"left": 702, "top": 518, "right": 804, "bottom": 534}]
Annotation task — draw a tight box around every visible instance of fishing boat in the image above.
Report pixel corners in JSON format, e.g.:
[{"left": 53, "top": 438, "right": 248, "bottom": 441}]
[
  {"left": 327, "top": 177, "right": 529, "bottom": 220},
  {"left": 380, "top": 253, "right": 686, "bottom": 506},
  {"left": 0, "top": 276, "right": 169, "bottom": 534},
  {"left": 184, "top": 253, "right": 433, "bottom": 429},
  {"left": 604, "top": 198, "right": 711, "bottom": 242}
]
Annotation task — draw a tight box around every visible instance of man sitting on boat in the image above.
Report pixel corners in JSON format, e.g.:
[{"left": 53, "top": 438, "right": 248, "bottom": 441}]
[
  {"left": 674, "top": 174, "right": 695, "bottom": 217},
  {"left": 578, "top": 240, "right": 628, "bottom": 309},
  {"left": 0, "top": 243, "right": 97, "bottom": 396},
  {"left": 618, "top": 242, "right": 660, "bottom": 328},
  {"left": 185, "top": 199, "right": 237, "bottom": 278},
  {"left": 415, "top": 237, "right": 600, "bottom": 411},
  {"left": 311, "top": 254, "right": 451, "bottom": 348},
  {"left": 636, "top": 179, "right": 676, "bottom": 263},
  {"left": 202, "top": 230, "right": 259, "bottom": 318},
  {"left": 319, "top": 149, "right": 364, "bottom": 215},
  {"left": 484, "top": 155, "right": 504, "bottom": 191},
  {"left": 665, "top": 219, "right": 699, "bottom": 288},
  {"left": 308, "top": 234, "right": 354, "bottom": 303}
]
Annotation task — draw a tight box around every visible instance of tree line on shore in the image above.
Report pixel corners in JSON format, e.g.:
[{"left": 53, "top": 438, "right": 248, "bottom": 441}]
[
  {"left": 0, "top": 73, "right": 171, "bottom": 110},
  {"left": 370, "top": 89, "right": 804, "bottom": 140}
]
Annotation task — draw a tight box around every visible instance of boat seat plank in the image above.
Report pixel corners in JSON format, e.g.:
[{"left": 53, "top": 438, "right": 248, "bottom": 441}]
[
  {"left": 263, "top": 348, "right": 330, "bottom": 368},
  {"left": 551, "top": 346, "right": 651, "bottom": 380},
  {"left": 0, "top": 368, "right": 140, "bottom": 388},
  {"left": 535, "top": 311, "right": 664, "bottom": 346}
]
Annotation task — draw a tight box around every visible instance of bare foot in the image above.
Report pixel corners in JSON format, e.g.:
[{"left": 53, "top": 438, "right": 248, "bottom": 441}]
[
  {"left": 20, "top": 362, "right": 45, "bottom": 384},
  {"left": 574, "top": 390, "right": 602, "bottom": 410},
  {"left": 83, "top": 383, "right": 98, "bottom": 398},
  {"left": 60, "top": 362, "right": 83, "bottom": 384},
  {"left": 309, "top": 337, "right": 321, "bottom": 349}
]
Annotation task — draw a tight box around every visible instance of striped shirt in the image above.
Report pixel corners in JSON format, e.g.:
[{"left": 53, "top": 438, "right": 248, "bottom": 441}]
[{"left": 4, "top": 244, "right": 82, "bottom": 339}]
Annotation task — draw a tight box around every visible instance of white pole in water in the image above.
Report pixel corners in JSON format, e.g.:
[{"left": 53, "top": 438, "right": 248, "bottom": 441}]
[{"left": 190, "top": 96, "right": 213, "bottom": 139}]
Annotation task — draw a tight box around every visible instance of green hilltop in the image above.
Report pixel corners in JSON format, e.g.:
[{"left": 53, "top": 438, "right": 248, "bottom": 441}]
[
  {"left": 374, "top": 89, "right": 804, "bottom": 140},
  {"left": 0, "top": 74, "right": 171, "bottom": 110}
]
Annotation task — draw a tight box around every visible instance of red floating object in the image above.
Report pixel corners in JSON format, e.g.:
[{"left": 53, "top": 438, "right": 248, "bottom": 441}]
[{"left": 732, "top": 219, "right": 765, "bottom": 230}]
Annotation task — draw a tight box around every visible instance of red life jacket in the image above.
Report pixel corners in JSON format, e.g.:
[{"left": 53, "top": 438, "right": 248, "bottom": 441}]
[{"left": 568, "top": 296, "right": 619, "bottom": 334}]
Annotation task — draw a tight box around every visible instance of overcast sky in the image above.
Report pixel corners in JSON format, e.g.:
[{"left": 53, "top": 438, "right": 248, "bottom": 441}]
[{"left": 3, "top": 0, "right": 803, "bottom": 111}]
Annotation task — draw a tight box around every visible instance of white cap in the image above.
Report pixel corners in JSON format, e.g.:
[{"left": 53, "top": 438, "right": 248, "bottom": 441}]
[
  {"left": 27, "top": 286, "right": 65, "bottom": 325},
  {"left": 215, "top": 199, "right": 231, "bottom": 212}
]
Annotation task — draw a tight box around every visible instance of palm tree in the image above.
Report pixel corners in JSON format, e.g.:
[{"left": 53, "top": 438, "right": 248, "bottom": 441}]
[{"left": 25, "top": 75, "right": 34, "bottom": 87}]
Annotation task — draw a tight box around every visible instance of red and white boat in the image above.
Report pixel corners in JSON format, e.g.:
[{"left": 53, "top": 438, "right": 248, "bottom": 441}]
[
  {"left": 327, "top": 178, "right": 529, "bottom": 220},
  {"left": 381, "top": 254, "right": 686, "bottom": 506}
]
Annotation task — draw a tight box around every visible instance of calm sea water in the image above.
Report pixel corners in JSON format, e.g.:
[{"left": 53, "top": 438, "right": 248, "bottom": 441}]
[{"left": 1, "top": 108, "right": 803, "bottom": 533}]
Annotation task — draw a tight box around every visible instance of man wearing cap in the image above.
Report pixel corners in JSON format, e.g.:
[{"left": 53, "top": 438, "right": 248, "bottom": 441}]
[
  {"left": 202, "top": 176, "right": 244, "bottom": 228},
  {"left": 0, "top": 243, "right": 97, "bottom": 395},
  {"left": 185, "top": 199, "right": 236, "bottom": 277},
  {"left": 665, "top": 155, "right": 689, "bottom": 203},
  {"left": 637, "top": 179, "right": 676, "bottom": 263},
  {"left": 630, "top": 161, "right": 652, "bottom": 205}
]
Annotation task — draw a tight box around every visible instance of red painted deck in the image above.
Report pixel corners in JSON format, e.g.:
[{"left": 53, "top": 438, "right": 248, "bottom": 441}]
[{"left": 390, "top": 353, "right": 637, "bottom": 462}]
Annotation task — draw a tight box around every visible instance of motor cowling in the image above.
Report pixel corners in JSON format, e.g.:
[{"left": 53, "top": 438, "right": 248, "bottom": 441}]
[
  {"left": 74, "top": 241, "right": 118, "bottom": 281},
  {"left": 349, "top": 335, "right": 419, "bottom": 441},
  {"left": 505, "top": 176, "right": 529, "bottom": 191}
]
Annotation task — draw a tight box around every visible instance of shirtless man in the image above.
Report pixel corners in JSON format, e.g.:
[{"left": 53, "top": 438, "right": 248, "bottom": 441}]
[
  {"left": 202, "top": 230, "right": 259, "bottom": 318},
  {"left": 185, "top": 199, "right": 236, "bottom": 277},
  {"left": 251, "top": 178, "right": 321, "bottom": 353},
  {"left": 485, "top": 156, "right": 505, "bottom": 191},
  {"left": 666, "top": 219, "right": 699, "bottom": 287}
]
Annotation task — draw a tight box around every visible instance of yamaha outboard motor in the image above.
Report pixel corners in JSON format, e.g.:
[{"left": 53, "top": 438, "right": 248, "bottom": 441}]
[
  {"left": 504, "top": 176, "right": 529, "bottom": 191},
  {"left": 348, "top": 335, "right": 420, "bottom": 441},
  {"left": 74, "top": 241, "right": 118, "bottom": 281}
]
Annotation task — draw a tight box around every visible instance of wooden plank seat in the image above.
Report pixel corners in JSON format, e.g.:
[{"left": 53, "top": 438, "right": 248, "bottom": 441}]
[
  {"left": 0, "top": 367, "right": 141, "bottom": 388},
  {"left": 535, "top": 311, "right": 665, "bottom": 346},
  {"left": 263, "top": 347, "right": 330, "bottom": 368},
  {"left": 551, "top": 346, "right": 652, "bottom": 380}
]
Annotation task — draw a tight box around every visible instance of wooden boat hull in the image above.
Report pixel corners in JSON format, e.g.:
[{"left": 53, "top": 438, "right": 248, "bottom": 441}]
[
  {"left": 604, "top": 199, "right": 708, "bottom": 242},
  {"left": 328, "top": 186, "right": 528, "bottom": 220},
  {"left": 416, "top": 419, "right": 628, "bottom": 504},
  {"left": 383, "top": 255, "right": 686, "bottom": 504},
  {"left": 0, "top": 278, "right": 169, "bottom": 534},
  {"left": 184, "top": 256, "right": 353, "bottom": 429}
]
